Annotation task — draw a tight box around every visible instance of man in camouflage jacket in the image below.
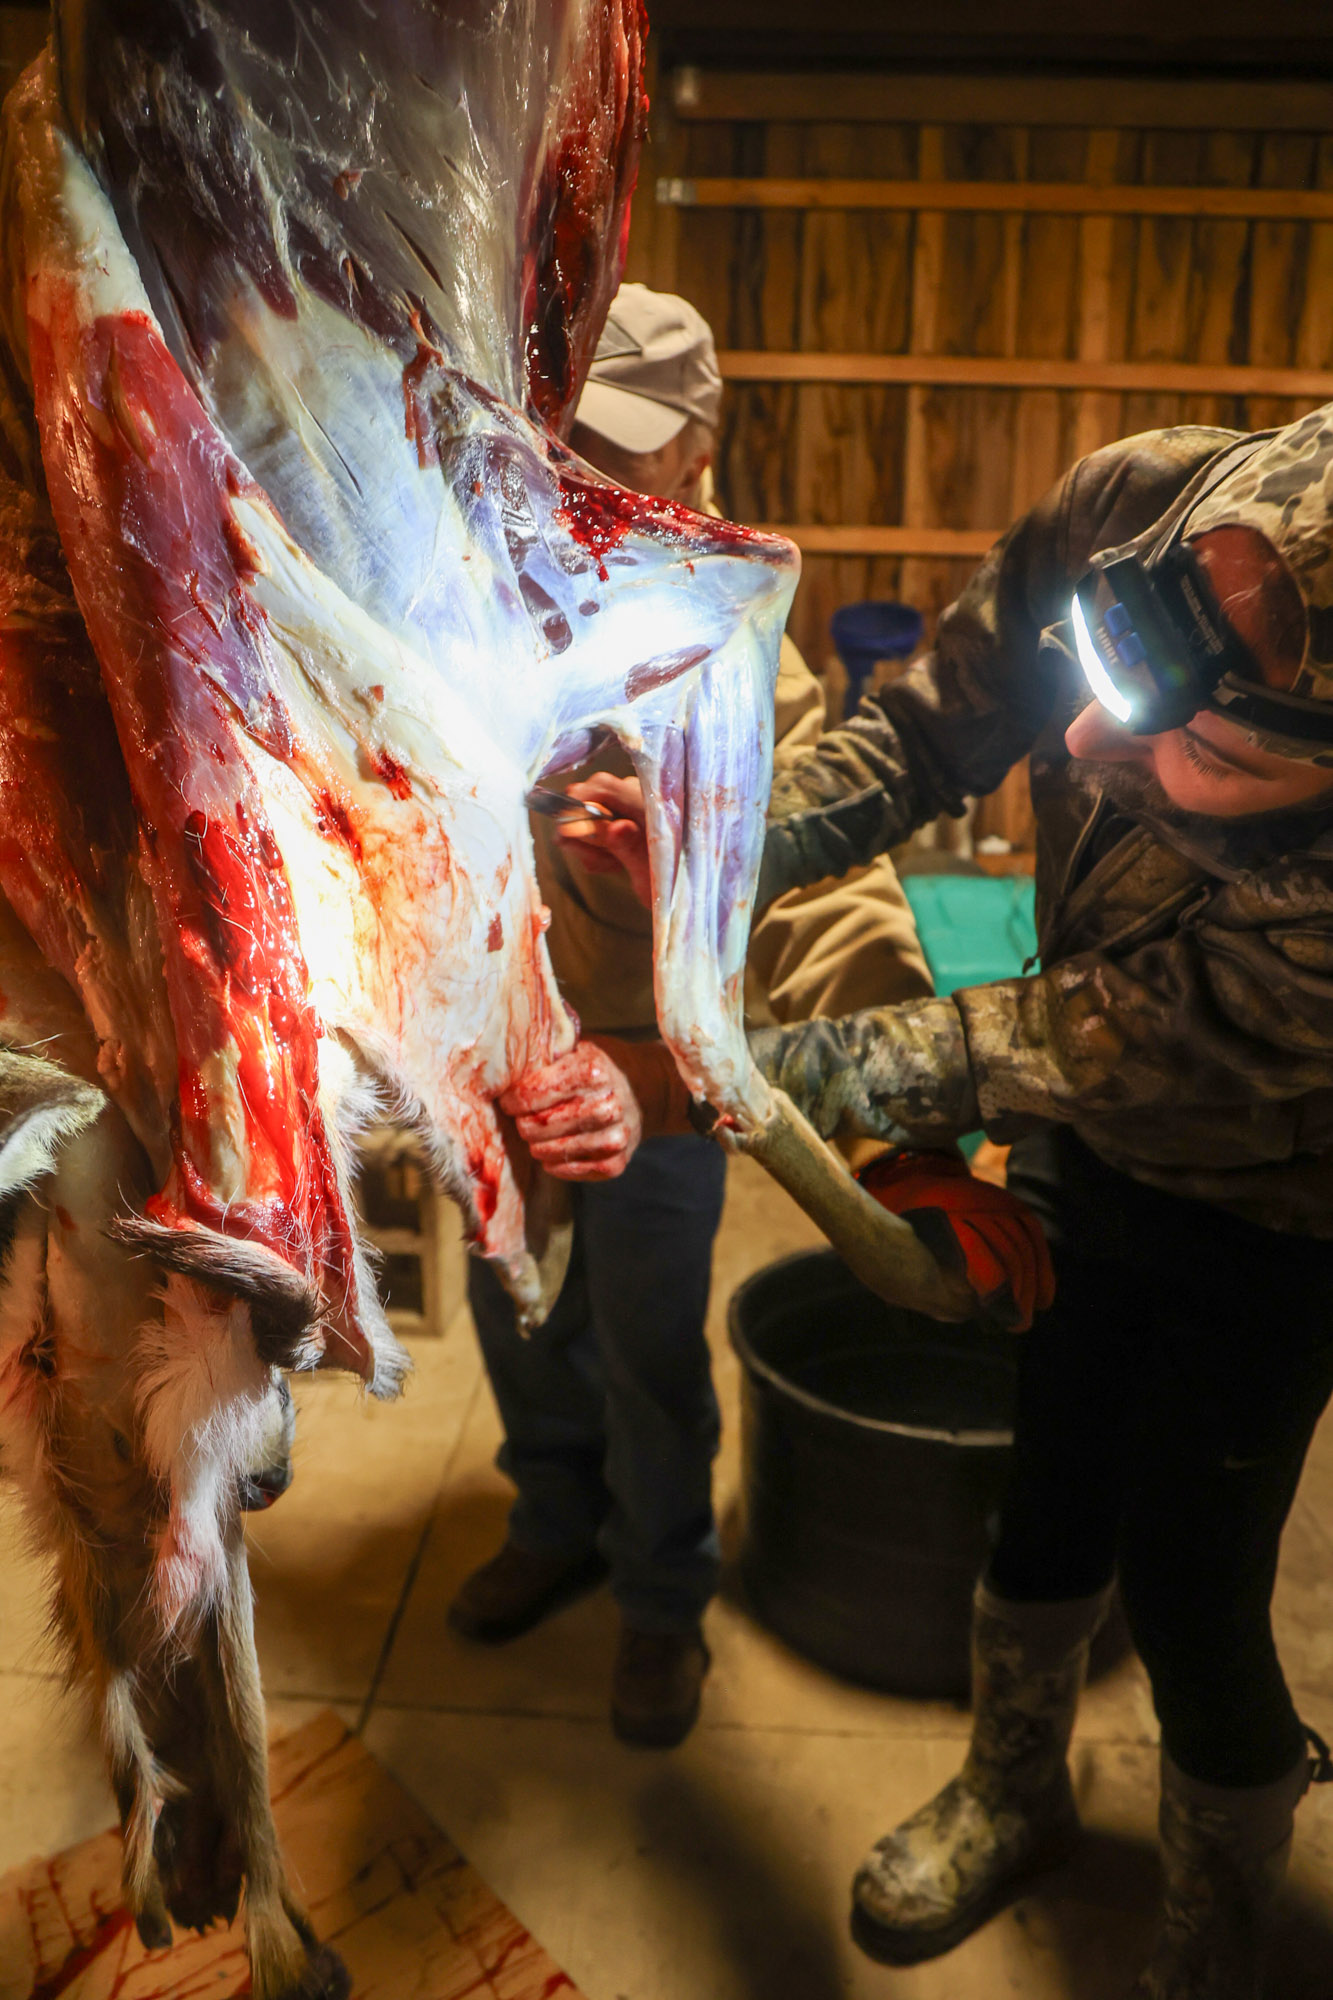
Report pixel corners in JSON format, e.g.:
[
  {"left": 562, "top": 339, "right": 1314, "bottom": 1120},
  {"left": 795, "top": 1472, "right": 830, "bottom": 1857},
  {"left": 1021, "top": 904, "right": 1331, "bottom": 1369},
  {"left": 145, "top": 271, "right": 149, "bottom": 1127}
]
[
  {"left": 757, "top": 420, "right": 1333, "bottom": 1231},
  {"left": 745, "top": 408, "right": 1333, "bottom": 1998}
]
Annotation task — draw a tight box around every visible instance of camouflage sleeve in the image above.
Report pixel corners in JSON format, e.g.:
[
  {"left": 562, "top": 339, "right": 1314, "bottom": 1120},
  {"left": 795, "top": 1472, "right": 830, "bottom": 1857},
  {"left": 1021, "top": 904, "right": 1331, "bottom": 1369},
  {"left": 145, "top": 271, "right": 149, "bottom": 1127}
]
[
  {"left": 749, "top": 996, "right": 978, "bottom": 1148},
  {"left": 956, "top": 878, "right": 1333, "bottom": 1137},
  {"left": 752, "top": 858, "right": 1333, "bottom": 1152},
  {"left": 760, "top": 426, "right": 1245, "bottom": 902}
]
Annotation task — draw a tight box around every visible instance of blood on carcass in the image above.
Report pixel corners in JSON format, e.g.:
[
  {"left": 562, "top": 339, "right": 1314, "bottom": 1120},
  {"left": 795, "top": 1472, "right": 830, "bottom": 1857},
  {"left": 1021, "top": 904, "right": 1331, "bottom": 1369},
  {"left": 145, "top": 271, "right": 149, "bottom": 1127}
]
[
  {"left": 313, "top": 788, "right": 364, "bottom": 861},
  {"left": 368, "top": 748, "right": 413, "bottom": 800},
  {"left": 403, "top": 313, "right": 448, "bottom": 469},
  {"left": 13, "top": 0, "right": 798, "bottom": 1443},
  {"left": 27, "top": 298, "right": 372, "bottom": 1353},
  {"left": 0, "top": 10, "right": 801, "bottom": 1995},
  {"left": 555, "top": 470, "right": 769, "bottom": 582}
]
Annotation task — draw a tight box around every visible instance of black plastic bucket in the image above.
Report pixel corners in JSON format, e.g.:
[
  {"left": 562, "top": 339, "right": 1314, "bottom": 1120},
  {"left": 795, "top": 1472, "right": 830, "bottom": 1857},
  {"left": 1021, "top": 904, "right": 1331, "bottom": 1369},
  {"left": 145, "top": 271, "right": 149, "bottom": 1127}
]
[{"left": 729, "top": 1249, "right": 1017, "bottom": 1698}]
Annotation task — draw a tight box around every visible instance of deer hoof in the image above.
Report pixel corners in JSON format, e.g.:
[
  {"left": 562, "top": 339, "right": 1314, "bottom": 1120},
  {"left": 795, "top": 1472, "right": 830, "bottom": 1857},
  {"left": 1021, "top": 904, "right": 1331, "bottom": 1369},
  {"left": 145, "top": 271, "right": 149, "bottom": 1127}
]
[
  {"left": 154, "top": 1799, "right": 243, "bottom": 1933},
  {"left": 252, "top": 1901, "right": 351, "bottom": 2000},
  {"left": 278, "top": 1942, "right": 352, "bottom": 2000},
  {"left": 133, "top": 1905, "right": 173, "bottom": 1953}
]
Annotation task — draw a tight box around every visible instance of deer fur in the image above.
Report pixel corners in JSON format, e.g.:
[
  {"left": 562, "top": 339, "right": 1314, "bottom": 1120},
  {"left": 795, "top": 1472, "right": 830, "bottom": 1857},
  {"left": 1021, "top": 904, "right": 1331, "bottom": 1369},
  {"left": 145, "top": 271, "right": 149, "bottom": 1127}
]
[{"left": 0, "top": 1058, "right": 346, "bottom": 1997}]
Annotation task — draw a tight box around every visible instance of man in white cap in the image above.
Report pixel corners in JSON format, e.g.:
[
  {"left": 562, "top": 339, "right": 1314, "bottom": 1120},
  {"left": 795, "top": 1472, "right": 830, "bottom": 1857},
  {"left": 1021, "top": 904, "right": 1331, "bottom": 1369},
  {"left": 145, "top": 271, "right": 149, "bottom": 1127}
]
[
  {"left": 450, "top": 283, "right": 933, "bottom": 1747},
  {"left": 568, "top": 282, "right": 721, "bottom": 507}
]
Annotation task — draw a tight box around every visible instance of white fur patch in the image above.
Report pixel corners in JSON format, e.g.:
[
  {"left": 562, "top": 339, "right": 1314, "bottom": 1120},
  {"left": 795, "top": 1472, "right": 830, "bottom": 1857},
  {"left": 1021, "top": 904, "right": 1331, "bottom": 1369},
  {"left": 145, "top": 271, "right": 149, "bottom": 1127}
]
[
  {"left": 0, "top": 1049, "right": 104, "bottom": 1200},
  {"left": 137, "top": 1273, "right": 274, "bottom": 1627},
  {"left": 319, "top": 1037, "right": 410, "bottom": 1400}
]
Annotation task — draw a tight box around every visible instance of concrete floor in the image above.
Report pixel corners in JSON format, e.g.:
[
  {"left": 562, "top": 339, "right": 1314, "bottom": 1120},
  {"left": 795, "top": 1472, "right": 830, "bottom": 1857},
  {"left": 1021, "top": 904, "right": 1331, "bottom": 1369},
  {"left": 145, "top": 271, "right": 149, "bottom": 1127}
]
[{"left": 3, "top": 1156, "right": 1333, "bottom": 1998}]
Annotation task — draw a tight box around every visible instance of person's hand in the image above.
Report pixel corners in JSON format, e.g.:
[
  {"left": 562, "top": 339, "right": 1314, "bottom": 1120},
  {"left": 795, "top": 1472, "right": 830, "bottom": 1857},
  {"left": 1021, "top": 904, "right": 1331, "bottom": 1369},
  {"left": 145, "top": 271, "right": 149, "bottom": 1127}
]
[
  {"left": 499, "top": 1043, "right": 643, "bottom": 1180},
  {"left": 858, "top": 1148, "right": 1055, "bottom": 1333},
  {"left": 555, "top": 774, "right": 653, "bottom": 906}
]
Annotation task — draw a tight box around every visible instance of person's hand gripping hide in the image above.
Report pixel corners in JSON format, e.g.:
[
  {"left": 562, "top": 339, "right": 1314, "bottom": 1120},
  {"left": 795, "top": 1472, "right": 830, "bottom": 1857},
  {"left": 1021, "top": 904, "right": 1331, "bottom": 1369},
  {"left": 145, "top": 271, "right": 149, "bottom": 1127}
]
[
  {"left": 857, "top": 1148, "right": 1055, "bottom": 1332},
  {"left": 500, "top": 1042, "right": 644, "bottom": 1181}
]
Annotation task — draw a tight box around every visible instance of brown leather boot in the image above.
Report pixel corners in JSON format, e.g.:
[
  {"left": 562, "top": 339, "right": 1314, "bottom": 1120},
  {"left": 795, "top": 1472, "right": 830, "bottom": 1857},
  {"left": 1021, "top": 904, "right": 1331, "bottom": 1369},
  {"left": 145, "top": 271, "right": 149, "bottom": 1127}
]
[
  {"left": 447, "top": 1540, "right": 607, "bottom": 1643},
  {"left": 611, "top": 1622, "right": 710, "bottom": 1748},
  {"left": 1130, "top": 1748, "right": 1316, "bottom": 1999},
  {"left": 852, "top": 1579, "right": 1112, "bottom": 1965}
]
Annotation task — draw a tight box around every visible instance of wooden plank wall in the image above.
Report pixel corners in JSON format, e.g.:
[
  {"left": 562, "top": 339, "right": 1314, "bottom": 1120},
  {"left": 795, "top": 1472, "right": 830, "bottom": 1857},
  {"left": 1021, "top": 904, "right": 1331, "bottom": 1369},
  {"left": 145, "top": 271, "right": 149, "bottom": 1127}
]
[{"left": 623, "top": 72, "right": 1333, "bottom": 848}]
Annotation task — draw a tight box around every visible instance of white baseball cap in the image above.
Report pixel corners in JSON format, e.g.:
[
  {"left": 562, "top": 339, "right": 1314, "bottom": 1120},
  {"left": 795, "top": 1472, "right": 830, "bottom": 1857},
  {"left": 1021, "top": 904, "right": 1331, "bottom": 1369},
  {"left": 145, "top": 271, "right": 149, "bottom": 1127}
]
[{"left": 575, "top": 283, "right": 723, "bottom": 454}]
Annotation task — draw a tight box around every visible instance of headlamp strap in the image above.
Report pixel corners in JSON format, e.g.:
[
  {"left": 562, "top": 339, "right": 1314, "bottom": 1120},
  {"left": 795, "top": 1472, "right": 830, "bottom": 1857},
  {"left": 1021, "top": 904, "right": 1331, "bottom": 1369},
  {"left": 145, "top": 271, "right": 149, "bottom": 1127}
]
[
  {"left": 1086, "top": 542, "right": 1259, "bottom": 716},
  {"left": 1149, "top": 542, "right": 1259, "bottom": 692}
]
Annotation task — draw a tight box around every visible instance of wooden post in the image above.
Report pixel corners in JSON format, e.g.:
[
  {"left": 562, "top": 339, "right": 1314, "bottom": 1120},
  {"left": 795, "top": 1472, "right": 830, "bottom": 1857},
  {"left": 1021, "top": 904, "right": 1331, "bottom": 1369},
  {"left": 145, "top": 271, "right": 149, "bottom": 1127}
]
[{"left": 356, "top": 1128, "right": 467, "bottom": 1339}]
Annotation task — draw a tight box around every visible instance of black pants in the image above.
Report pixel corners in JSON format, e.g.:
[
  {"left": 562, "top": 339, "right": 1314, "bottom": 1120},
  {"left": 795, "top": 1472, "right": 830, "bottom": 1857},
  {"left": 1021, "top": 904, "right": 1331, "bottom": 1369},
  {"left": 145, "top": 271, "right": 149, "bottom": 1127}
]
[{"left": 995, "top": 1127, "right": 1333, "bottom": 1788}]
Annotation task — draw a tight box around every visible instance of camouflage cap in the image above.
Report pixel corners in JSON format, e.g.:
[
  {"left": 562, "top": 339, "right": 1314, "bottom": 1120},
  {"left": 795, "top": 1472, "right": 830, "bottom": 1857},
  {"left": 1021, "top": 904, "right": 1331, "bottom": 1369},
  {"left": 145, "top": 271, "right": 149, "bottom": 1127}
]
[{"left": 1185, "top": 402, "right": 1333, "bottom": 702}]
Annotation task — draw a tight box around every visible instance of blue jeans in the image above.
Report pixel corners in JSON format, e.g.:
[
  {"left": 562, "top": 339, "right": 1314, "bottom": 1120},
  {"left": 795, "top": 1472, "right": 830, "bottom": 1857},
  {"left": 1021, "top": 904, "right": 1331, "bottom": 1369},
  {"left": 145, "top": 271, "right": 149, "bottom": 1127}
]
[{"left": 467, "top": 1133, "right": 728, "bottom": 1632}]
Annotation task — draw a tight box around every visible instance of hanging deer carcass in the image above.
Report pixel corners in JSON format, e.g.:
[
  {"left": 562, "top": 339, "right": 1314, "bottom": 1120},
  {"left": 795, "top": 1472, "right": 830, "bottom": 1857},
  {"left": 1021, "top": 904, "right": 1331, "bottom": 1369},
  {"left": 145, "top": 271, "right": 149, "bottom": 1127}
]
[{"left": 0, "top": 4, "right": 966, "bottom": 1993}]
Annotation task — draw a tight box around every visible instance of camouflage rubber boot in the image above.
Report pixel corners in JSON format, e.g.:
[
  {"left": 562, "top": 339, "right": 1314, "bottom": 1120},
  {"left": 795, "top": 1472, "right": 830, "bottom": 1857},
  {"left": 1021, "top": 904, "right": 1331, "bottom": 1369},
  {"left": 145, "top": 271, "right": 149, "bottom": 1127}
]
[
  {"left": 851, "top": 1578, "right": 1112, "bottom": 1965},
  {"left": 1130, "top": 1750, "right": 1313, "bottom": 2000}
]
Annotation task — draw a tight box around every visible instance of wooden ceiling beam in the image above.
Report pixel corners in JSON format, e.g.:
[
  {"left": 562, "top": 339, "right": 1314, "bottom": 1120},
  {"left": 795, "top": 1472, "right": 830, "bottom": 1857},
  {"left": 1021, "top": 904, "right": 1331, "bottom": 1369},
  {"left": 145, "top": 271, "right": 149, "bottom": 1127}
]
[
  {"left": 720, "top": 352, "right": 1333, "bottom": 400},
  {"left": 669, "top": 67, "right": 1333, "bottom": 131},
  {"left": 660, "top": 178, "right": 1333, "bottom": 222}
]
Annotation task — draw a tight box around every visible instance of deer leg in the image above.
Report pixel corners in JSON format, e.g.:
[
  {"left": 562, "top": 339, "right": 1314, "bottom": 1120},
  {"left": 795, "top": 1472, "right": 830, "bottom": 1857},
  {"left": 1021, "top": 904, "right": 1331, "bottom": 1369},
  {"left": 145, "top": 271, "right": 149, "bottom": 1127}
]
[
  {"left": 204, "top": 1519, "right": 350, "bottom": 2000},
  {"left": 28, "top": 1103, "right": 239, "bottom": 1943},
  {"left": 0, "top": 1076, "right": 340, "bottom": 1991},
  {"left": 102, "top": 1673, "right": 175, "bottom": 1950},
  {"left": 0, "top": 1128, "right": 183, "bottom": 1947}
]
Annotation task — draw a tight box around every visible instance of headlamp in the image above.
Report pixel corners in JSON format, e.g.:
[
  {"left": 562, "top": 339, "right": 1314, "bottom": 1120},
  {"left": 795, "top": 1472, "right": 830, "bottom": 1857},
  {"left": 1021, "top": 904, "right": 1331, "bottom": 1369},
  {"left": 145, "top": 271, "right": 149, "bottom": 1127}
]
[
  {"left": 1062, "top": 430, "right": 1333, "bottom": 763},
  {"left": 1070, "top": 543, "right": 1252, "bottom": 736}
]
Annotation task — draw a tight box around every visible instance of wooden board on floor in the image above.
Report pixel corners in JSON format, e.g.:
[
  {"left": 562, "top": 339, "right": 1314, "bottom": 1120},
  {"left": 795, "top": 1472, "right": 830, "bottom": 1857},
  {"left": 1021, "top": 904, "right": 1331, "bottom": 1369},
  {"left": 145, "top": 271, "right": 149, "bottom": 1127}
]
[{"left": 0, "top": 1709, "right": 585, "bottom": 2000}]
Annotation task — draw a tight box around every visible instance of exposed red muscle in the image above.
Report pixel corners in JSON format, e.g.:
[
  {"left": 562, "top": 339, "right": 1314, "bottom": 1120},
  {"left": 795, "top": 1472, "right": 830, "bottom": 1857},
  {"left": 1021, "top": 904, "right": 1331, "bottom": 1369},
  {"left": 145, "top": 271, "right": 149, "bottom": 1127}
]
[
  {"left": 624, "top": 645, "right": 710, "bottom": 701},
  {"left": 28, "top": 295, "right": 367, "bottom": 1361},
  {"left": 0, "top": 479, "right": 175, "bottom": 1140},
  {"left": 521, "top": 0, "right": 649, "bottom": 431},
  {"left": 0, "top": 500, "right": 134, "bottom": 977}
]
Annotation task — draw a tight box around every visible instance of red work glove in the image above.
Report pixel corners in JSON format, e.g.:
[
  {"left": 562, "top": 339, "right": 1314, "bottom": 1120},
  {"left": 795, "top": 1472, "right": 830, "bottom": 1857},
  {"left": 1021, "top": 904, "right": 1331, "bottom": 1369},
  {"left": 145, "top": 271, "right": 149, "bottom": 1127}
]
[{"left": 857, "top": 1148, "right": 1055, "bottom": 1333}]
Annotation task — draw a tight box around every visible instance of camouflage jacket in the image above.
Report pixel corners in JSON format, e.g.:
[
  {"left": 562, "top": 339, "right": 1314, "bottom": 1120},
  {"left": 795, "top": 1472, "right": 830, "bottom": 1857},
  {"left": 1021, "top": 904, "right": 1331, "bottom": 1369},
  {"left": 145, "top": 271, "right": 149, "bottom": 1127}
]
[{"left": 763, "top": 425, "right": 1333, "bottom": 1235}]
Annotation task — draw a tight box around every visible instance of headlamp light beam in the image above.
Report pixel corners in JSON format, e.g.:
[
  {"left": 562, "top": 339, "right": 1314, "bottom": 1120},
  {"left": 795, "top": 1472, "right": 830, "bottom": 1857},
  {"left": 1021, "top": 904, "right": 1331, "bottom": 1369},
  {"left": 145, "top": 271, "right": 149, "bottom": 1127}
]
[{"left": 1071, "top": 591, "right": 1135, "bottom": 727}]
